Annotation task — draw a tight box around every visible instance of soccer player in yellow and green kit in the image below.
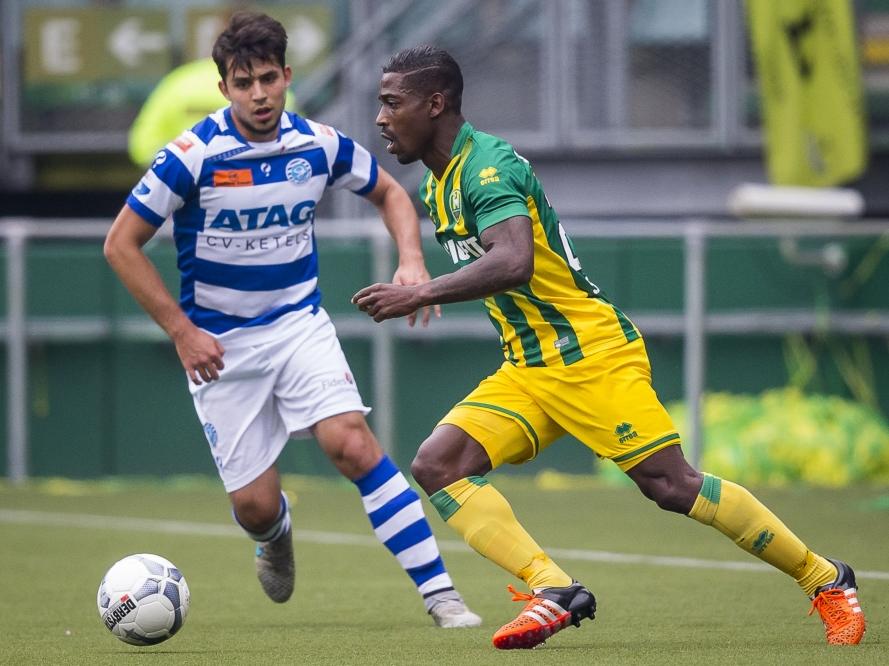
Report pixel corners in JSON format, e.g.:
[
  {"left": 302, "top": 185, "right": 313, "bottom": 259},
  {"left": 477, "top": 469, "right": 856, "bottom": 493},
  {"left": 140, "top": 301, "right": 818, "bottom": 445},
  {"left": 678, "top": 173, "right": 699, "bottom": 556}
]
[{"left": 353, "top": 46, "right": 866, "bottom": 649}]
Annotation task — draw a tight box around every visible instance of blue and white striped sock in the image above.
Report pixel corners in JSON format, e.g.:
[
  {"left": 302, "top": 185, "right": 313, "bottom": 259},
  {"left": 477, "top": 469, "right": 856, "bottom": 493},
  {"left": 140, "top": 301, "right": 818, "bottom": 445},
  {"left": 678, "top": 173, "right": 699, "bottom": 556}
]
[
  {"left": 355, "top": 456, "right": 455, "bottom": 607},
  {"left": 234, "top": 492, "right": 292, "bottom": 543}
]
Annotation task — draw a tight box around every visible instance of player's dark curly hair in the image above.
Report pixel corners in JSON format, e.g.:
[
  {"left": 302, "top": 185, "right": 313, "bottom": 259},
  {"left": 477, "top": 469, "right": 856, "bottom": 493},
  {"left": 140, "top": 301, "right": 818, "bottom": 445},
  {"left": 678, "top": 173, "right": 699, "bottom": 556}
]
[
  {"left": 212, "top": 11, "right": 288, "bottom": 80},
  {"left": 383, "top": 45, "right": 463, "bottom": 113}
]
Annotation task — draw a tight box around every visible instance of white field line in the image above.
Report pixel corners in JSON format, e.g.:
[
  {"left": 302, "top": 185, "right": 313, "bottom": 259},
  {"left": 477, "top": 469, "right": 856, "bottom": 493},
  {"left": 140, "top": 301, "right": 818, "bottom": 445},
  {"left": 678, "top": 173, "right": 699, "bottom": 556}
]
[{"left": 2, "top": 508, "right": 888, "bottom": 581}]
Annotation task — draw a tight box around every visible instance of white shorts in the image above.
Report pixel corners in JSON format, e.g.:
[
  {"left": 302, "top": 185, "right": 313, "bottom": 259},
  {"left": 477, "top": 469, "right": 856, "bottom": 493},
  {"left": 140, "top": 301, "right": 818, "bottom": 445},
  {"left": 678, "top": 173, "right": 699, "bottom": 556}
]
[{"left": 189, "top": 307, "right": 370, "bottom": 492}]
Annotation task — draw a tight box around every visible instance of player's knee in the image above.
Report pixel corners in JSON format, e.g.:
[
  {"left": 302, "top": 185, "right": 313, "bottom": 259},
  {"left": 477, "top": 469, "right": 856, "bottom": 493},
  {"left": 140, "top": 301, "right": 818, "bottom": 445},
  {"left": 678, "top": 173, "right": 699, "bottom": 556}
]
[
  {"left": 413, "top": 428, "right": 491, "bottom": 495},
  {"left": 651, "top": 486, "right": 692, "bottom": 513},
  {"left": 633, "top": 471, "right": 700, "bottom": 514},
  {"left": 324, "top": 418, "right": 381, "bottom": 477},
  {"left": 410, "top": 450, "right": 435, "bottom": 495},
  {"left": 627, "top": 452, "right": 702, "bottom": 514},
  {"left": 233, "top": 495, "right": 280, "bottom": 532},
  {"left": 411, "top": 444, "right": 452, "bottom": 496}
]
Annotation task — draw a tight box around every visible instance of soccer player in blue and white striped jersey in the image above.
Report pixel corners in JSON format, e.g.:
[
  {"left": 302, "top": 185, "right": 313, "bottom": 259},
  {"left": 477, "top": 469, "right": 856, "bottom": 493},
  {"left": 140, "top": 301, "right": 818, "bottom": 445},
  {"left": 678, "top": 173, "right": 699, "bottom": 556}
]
[{"left": 104, "top": 12, "right": 480, "bottom": 628}]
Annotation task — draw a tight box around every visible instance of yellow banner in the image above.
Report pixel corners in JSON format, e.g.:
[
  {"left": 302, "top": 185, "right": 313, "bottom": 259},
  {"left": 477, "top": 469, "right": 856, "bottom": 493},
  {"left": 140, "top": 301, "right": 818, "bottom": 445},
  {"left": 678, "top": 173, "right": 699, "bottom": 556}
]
[{"left": 746, "top": 0, "right": 867, "bottom": 186}]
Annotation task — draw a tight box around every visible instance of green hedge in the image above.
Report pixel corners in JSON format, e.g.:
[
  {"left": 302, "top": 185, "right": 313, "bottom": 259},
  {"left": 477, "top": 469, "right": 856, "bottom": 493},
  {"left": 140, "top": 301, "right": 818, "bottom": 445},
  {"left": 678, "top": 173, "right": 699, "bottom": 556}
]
[{"left": 665, "top": 388, "right": 889, "bottom": 486}]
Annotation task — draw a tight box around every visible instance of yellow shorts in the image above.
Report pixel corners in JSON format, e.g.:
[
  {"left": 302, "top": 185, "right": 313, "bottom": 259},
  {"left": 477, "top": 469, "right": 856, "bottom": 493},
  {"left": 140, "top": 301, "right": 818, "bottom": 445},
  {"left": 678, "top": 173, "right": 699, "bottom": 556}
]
[{"left": 438, "top": 338, "right": 680, "bottom": 471}]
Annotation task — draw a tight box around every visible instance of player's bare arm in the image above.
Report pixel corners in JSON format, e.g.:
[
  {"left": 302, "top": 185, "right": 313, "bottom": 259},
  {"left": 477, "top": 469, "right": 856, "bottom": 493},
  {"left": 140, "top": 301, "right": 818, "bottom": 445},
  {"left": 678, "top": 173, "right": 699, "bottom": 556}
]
[
  {"left": 364, "top": 166, "right": 440, "bottom": 326},
  {"left": 104, "top": 205, "right": 225, "bottom": 385},
  {"left": 352, "top": 215, "right": 533, "bottom": 322}
]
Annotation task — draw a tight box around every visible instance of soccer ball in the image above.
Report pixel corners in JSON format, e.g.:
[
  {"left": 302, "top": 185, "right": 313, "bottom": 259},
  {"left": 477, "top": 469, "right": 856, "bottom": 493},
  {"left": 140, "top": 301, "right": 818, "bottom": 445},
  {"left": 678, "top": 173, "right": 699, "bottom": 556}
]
[{"left": 97, "top": 553, "right": 190, "bottom": 646}]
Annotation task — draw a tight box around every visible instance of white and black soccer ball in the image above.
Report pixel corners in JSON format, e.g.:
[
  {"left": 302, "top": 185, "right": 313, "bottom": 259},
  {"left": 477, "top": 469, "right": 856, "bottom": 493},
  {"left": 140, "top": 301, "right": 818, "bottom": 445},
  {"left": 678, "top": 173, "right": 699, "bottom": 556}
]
[{"left": 97, "top": 553, "right": 190, "bottom": 646}]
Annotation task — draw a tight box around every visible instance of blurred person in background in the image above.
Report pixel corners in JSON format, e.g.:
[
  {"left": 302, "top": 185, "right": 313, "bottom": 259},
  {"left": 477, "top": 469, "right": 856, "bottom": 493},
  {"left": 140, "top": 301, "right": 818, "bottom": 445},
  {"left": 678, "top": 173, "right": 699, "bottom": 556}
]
[
  {"left": 354, "top": 45, "right": 866, "bottom": 649},
  {"left": 105, "top": 13, "right": 481, "bottom": 628},
  {"left": 128, "top": 57, "right": 228, "bottom": 169}
]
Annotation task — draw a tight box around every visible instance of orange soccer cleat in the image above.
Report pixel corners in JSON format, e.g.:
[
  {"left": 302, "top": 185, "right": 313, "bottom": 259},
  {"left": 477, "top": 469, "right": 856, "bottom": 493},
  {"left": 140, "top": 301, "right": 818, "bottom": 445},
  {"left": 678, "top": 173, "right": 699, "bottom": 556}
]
[
  {"left": 492, "top": 581, "right": 596, "bottom": 649},
  {"left": 808, "top": 559, "right": 866, "bottom": 645}
]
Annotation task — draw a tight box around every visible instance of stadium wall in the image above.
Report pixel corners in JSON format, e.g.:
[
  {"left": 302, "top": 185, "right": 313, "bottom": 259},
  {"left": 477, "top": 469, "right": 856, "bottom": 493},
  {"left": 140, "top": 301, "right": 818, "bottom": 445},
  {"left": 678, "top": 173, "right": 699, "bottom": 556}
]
[{"left": 2, "top": 235, "right": 888, "bottom": 479}]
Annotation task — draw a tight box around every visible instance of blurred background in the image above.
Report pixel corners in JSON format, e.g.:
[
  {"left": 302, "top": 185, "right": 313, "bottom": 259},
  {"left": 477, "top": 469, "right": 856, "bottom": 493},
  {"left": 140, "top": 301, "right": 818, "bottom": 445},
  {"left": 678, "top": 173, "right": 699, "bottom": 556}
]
[{"left": 2, "top": 0, "right": 888, "bottom": 488}]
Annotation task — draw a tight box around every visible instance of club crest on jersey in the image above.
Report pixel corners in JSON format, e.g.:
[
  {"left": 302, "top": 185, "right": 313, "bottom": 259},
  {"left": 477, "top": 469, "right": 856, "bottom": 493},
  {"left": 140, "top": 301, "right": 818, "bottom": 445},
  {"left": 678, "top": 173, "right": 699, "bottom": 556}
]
[
  {"left": 449, "top": 189, "right": 462, "bottom": 221},
  {"left": 285, "top": 157, "right": 313, "bottom": 185}
]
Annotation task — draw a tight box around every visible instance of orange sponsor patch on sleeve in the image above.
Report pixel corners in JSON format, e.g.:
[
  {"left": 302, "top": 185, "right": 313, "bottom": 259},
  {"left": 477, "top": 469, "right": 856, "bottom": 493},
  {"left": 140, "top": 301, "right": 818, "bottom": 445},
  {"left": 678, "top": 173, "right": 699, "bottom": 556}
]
[
  {"left": 172, "top": 134, "right": 194, "bottom": 152},
  {"left": 213, "top": 169, "right": 254, "bottom": 187}
]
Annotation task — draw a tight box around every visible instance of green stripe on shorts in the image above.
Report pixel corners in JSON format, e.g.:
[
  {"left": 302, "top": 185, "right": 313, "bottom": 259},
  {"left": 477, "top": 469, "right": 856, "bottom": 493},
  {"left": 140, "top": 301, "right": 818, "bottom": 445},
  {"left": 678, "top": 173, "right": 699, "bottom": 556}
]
[
  {"left": 456, "top": 400, "right": 541, "bottom": 457},
  {"left": 612, "top": 432, "right": 680, "bottom": 463}
]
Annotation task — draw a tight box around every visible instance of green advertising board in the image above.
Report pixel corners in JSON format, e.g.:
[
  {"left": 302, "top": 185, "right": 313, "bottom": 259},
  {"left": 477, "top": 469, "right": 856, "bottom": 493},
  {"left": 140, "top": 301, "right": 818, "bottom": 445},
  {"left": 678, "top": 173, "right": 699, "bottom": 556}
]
[
  {"left": 21, "top": 5, "right": 334, "bottom": 133},
  {"left": 184, "top": 6, "right": 333, "bottom": 78},
  {"left": 24, "top": 8, "right": 172, "bottom": 84}
]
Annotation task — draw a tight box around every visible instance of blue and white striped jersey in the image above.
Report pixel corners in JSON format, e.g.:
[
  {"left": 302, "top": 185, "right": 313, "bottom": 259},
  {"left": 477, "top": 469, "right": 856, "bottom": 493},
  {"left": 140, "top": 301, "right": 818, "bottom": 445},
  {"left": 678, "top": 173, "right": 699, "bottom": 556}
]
[{"left": 126, "top": 108, "right": 378, "bottom": 334}]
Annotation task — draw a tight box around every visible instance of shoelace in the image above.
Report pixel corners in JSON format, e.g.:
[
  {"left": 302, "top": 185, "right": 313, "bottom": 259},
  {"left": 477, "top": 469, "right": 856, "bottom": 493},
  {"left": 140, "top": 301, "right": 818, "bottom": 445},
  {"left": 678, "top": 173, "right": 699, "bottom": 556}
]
[
  {"left": 808, "top": 590, "right": 853, "bottom": 629},
  {"left": 507, "top": 584, "right": 535, "bottom": 603}
]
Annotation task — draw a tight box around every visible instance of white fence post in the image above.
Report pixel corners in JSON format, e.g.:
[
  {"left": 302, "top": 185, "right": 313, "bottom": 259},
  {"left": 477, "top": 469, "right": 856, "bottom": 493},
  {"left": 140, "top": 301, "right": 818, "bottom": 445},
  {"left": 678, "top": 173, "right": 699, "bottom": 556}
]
[
  {"left": 683, "top": 221, "right": 707, "bottom": 469},
  {"left": 5, "top": 223, "right": 28, "bottom": 483},
  {"left": 370, "top": 229, "right": 395, "bottom": 457}
]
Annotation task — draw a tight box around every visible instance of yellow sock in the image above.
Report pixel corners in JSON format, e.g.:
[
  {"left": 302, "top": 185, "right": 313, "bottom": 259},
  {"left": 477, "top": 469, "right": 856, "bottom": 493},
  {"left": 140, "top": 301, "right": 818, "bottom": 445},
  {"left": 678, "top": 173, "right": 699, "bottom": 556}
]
[
  {"left": 430, "top": 476, "right": 572, "bottom": 590},
  {"left": 688, "top": 474, "right": 837, "bottom": 596}
]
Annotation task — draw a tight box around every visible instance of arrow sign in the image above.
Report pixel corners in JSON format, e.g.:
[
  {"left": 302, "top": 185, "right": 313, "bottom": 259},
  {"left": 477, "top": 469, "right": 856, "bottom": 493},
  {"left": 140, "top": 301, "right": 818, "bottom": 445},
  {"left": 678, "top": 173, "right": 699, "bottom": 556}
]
[{"left": 108, "top": 17, "right": 169, "bottom": 68}]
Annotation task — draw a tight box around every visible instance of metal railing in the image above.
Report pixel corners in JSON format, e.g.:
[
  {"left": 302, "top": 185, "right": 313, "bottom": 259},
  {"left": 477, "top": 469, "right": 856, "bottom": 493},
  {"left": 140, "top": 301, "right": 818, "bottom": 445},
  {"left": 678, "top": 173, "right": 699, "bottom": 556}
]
[{"left": 4, "top": 217, "right": 889, "bottom": 483}]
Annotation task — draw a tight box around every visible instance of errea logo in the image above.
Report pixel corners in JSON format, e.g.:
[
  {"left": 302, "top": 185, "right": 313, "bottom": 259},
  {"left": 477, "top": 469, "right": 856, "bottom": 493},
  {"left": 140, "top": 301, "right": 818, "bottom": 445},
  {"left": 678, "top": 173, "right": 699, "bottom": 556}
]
[
  {"left": 751, "top": 529, "right": 774, "bottom": 554},
  {"left": 614, "top": 422, "right": 638, "bottom": 444},
  {"left": 479, "top": 166, "right": 500, "bottom": 185}
]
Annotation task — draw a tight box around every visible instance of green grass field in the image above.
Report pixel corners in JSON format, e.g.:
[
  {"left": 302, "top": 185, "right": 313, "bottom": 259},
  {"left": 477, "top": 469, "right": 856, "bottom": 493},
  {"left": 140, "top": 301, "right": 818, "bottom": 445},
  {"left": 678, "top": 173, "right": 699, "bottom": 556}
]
[{"left": 1, "top": 475, "right": 887, "bottom": 665}]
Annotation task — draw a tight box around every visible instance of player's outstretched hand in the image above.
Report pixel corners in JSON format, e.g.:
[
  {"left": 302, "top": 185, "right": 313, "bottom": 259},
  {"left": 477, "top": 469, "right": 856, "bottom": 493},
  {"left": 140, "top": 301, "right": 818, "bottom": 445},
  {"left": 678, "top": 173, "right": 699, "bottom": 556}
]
[
  {"left": 352, "top": 283, "right": 423, "bottom": 323},
  {"left": 172, "top": 324, "right": 225, "bottom": 385},
  {"left": 391, "top": 263, "right": 441, "bottom": 327}
]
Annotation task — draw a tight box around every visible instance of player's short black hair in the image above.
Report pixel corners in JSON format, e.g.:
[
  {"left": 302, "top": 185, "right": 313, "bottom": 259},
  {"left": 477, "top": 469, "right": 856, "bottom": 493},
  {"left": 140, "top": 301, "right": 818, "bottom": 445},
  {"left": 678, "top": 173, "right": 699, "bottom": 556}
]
[
  {"left": 212, "top": 11, "right": 288, "bottom": 80},
  {"left": 383, "top": 46, "right": 463, "bottom": 113}
]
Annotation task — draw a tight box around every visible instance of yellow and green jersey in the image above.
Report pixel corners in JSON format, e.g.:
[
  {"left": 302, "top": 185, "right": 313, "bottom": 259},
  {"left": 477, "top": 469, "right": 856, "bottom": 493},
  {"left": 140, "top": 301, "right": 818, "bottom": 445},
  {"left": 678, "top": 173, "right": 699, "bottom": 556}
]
[{"left": 420, "top": 122, "right": 639, "bottom": 368}]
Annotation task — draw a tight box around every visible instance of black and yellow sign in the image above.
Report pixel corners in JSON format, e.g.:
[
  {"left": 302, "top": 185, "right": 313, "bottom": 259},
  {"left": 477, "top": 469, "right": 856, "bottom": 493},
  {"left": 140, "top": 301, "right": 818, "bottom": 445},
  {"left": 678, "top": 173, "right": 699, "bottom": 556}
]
[{"left": 746, "top": 0, "right": 868, "bottom": 186}]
